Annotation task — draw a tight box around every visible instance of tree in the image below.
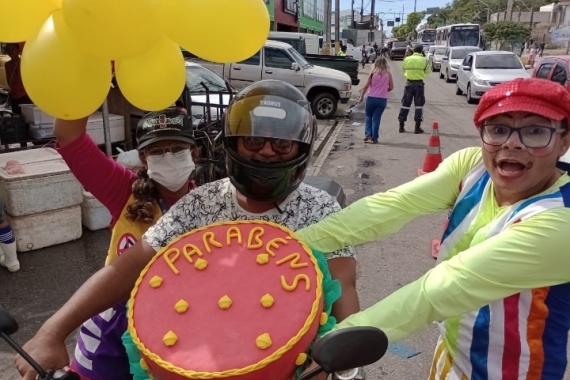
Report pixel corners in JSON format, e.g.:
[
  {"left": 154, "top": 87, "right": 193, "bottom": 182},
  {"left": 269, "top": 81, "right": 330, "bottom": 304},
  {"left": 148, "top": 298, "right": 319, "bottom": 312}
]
[{"left": 483, "top": 20, "right": 530, "bottom": 49}]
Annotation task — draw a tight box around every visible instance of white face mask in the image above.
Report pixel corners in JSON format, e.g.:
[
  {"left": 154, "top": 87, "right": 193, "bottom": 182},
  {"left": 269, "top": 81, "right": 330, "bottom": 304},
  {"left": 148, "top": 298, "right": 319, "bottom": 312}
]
[{"left": 146, "top": 150, "right": 195, "bottom": 192}]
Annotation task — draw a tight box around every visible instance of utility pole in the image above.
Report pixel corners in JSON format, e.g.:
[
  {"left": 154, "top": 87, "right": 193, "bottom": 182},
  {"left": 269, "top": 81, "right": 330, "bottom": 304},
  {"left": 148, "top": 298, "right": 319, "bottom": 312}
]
[
  {"left": 335, "top": 0, "right": 340, "bottom": 53},
  {"left": 402, "top": 4, "right": 405, "bottom": 24},
  {"left": 361, "top": 0, "right": 364, "bottom": 18},
  {"left": 324, "top": 0, "right": 331, "bottom": 54},
  {"left": 351, "top": 0, "right": 354, "bottom": 28},
  {"left": 371, "top": 0, "right": 376, "bottom": 29},
  {"left": 414, "top": 0, "right": 417, "bottom": 13}
]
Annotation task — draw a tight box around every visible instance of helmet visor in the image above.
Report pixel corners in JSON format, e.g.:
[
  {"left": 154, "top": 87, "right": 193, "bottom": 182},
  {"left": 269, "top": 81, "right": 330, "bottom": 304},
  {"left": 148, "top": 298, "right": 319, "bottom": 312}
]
[{"left": 225, "top": 94, "right": 314, "bottom": 144}]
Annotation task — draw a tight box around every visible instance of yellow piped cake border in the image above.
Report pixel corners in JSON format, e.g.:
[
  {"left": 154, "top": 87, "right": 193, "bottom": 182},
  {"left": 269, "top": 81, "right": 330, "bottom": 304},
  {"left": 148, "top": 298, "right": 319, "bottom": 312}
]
[{"left": 127, "top": 220, "right": 324, "bottom": 379}]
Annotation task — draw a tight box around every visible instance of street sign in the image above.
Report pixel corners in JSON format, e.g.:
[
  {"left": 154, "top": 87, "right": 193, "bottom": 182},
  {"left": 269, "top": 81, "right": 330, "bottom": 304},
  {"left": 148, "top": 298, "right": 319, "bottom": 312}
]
[
  {"left": 395, "top": 17, "right": 400, "bottom": 22},
  {"left": 551, "top": 27, "right": 570, "bottom": 43},
  {"left": 426, "top": 7, "right": 441, "bottom": 14},
  {"left": 387, "top": 20, "right": 394, "bottom": 26}
]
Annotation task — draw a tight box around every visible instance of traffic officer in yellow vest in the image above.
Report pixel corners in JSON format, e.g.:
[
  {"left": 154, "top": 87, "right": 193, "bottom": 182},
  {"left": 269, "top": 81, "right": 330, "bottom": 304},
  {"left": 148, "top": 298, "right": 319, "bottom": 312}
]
[{"left": 398, "top": 44, "right": 431, "bottom": 134}]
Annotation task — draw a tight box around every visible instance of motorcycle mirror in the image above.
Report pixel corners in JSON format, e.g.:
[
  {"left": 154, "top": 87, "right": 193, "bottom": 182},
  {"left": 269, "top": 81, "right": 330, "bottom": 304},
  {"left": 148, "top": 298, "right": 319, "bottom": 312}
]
[
  {"left": 312, "top": 327, "right": 388, "bottom": 373},
  {"left": 0, "top": 304, "right": 19, "bottom": 336}
]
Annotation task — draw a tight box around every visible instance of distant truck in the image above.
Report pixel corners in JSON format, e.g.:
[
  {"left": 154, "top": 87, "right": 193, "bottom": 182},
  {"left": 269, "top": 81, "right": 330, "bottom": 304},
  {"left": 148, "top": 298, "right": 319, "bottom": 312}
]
[
  {"left": 267, "top": 32, "right": 360, "bottom": 86},
  {"left": 193, "top": 40, "right": 353, "bottom": 119}
]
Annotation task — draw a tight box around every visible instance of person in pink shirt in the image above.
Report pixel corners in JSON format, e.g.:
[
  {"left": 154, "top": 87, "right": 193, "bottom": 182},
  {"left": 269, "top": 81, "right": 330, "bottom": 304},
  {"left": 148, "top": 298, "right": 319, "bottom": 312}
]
[
  {"left": 358, "top": 57, "right": 394, "bottom": 144},
  {"left": 53, "top": 107, "right": 198, "bottom": 380}
]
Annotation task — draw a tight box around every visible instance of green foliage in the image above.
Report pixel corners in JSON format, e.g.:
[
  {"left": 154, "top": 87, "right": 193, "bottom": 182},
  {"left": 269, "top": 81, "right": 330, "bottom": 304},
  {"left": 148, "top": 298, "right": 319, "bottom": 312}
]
[
  {"left": 484, "top": 20, "right": 531, "bottom": 44},
  {"left": 391, "top": 11, "right": 426, "bottom": 38},
  {"left": 426, "top": 0, "right": 551, "bottom": 27}
]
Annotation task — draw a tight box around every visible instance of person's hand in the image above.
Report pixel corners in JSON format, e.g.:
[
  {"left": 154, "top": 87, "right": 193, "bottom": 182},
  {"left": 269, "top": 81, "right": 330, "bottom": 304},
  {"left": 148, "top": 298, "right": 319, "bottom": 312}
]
[
  {"left": 15, "top": 328, "right": 70, "bottom": 380},
  {"left": 295, "top": 360, "right": 328, "bottom": 380}
]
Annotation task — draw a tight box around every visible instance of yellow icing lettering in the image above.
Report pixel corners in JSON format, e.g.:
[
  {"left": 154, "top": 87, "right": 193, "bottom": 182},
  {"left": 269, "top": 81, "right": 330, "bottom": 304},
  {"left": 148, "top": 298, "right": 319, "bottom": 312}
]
[
  {"left": 182, "top": 244, "right": 204, "bottom": 263},
  {"left": 202, "top": 231, "right": 222, "bottom": 253},
  {"left": 163, "top": 248, "right": 181, "bottom": 275},
  {"left": 247, "top": 227, "right": 265, "bottom": 249},
  {"left": 266, "top": 237, "right": 288, "bottom": 257},
  {"left": 281, "top": 274, "right": 311, "bottom": 291},
  {"left": 226, "top": 227, "right": 243, "bottom": 245},
  {"left": 275, "top": 252, "right": 309, "bottom": 269}
]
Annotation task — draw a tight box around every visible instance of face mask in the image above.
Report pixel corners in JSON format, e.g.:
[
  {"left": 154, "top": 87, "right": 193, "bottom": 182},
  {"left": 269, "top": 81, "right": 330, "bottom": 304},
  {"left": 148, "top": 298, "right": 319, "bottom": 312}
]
[{"left": 146, "top": 150, "right": 195, "bottom": 192}]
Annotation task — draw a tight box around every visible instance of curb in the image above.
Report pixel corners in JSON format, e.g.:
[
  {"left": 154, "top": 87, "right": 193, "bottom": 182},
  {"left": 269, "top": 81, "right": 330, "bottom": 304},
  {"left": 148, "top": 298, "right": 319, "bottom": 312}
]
[{"left": 307, "top": 119, "right": 346, "bottom": 176}]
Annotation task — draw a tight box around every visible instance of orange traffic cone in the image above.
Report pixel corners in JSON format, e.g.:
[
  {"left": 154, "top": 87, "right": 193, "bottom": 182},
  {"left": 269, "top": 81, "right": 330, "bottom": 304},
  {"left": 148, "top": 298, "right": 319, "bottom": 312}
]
[{"left": 418, "top": 122, "right": 443, "bottom": 176}]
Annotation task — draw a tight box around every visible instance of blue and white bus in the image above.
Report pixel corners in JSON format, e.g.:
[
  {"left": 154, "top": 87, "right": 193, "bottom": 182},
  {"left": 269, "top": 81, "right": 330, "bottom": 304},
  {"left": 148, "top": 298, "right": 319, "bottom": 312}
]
[{"left": 435, "top": 23, "right": 481, "bottom": 47}]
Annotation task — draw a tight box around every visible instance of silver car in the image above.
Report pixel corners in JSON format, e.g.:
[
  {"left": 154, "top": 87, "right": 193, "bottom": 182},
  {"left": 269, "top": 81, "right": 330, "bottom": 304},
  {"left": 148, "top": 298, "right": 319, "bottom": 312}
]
[
  {"left": 427, "top": 45, "right": 447, "bottom": 71},
  {"left": 456, "top": 51, "right": 531, "bottom": 104},
  {"left": 439, "top": 46, "right": 482, "bottom": 83}
]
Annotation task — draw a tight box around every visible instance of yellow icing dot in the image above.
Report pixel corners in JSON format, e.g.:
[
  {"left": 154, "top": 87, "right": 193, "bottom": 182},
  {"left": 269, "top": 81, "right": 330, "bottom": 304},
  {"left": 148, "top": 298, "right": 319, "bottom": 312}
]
[
  {"left": 218, "top": 295, "right": 233, "bottom": 309},
  {"left": 260, "top": 294, "right": 275, "bottom": 308},
  {"left": 295, "top": 353, "right": 308, "bottom": 365},
  {"left": 163, "top": 331, "right": 178, "bottom": 346},
  {"left": 320, "top": 312, "right": 328, "bottom": 325},
  {"left": 256, "top": 333, "right": 272, "bottom": 349},
  {"left": 140, "top": 358, "right": 149, "bottom": 370},
  {"left": 194, "top": 258, "right": 208, "bottom": 270},
  {"left": 149, "top": 275, "right": 163, "bottom": 288},
  {"left": 175, "top": 299, "right": 189, "bottom": 313},
  {"left": 256, "top": 253, "right": 269, "bottom": 265}
]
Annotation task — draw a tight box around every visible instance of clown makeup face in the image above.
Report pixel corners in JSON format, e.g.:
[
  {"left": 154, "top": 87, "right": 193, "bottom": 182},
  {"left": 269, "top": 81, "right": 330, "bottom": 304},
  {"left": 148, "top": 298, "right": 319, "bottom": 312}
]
[{"left": 479, "top": 111, "right": 570, "bottom": 206}]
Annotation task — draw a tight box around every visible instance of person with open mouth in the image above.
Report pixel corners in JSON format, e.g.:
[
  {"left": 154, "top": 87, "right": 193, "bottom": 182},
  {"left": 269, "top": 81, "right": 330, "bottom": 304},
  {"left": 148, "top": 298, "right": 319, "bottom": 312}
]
[{"left": 297, "top": 77, "right": 570, "bottom": 380}]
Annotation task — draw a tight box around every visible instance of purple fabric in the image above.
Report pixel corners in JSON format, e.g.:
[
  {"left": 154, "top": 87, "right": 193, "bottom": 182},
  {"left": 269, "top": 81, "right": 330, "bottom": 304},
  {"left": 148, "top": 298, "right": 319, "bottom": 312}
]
[{"left": 71, "top": 302, "right": 133, "bottom": 380}]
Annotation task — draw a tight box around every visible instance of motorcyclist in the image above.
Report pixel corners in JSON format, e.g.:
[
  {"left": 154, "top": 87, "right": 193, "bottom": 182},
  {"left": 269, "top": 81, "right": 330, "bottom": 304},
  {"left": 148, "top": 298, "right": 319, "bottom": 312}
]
[
  {"left": 15, "top": 80, "right": 363, "bottom": 380},
  {"left": 298, "top": 78, "right": 570, "bottom": 379}
]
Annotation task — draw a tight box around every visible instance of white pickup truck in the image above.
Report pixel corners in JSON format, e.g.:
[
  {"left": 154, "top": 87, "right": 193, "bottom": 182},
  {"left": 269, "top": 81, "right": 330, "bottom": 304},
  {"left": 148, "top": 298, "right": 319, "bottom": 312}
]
[{"left": 193, "top": 40, "right": 352, "bottom": 119}]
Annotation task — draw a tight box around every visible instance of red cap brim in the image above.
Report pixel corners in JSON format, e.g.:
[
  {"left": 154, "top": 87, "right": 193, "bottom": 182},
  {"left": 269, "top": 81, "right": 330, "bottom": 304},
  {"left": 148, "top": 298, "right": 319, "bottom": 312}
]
[{"left": 476, "top": 95, "right": 566, "bottom": 126}]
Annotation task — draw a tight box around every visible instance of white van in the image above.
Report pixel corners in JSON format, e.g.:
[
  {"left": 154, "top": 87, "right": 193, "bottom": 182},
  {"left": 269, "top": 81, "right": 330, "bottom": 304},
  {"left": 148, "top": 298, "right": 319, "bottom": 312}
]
[{"left": 268, "top": 31, "right": 320, "bottom": 55}]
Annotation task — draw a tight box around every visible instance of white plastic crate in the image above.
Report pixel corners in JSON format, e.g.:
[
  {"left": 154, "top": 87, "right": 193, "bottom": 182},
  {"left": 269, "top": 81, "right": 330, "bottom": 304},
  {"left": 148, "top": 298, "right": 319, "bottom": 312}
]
[
  {"left": 0, "top": 148, "right": 60, "bottom": 166},
  {"left": 6, "top": 205, "right": 82, "bottom": 252},
  {"left": 0, "top": 158, "right": 82, "bottom": 216},
  {"left": 86, "top": 112, "right": 125, "bottom": 145},
  {"left": 19, "top": 104, "right": 55, "bottom": 125},
  {"left": 81, "top": 190, "right": 112, "bottom": 231}
]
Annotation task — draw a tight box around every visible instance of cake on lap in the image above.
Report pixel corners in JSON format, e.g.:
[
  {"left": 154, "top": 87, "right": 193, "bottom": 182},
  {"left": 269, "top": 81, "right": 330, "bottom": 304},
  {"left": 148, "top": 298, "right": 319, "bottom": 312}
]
[{"left": 125, "top": 220, "right": 340, "bottom": 380}]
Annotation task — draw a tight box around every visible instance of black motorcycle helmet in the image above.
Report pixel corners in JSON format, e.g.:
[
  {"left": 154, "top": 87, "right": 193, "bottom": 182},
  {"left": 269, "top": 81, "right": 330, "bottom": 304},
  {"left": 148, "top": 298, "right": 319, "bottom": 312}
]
[{"left": 223, "top": 80, "right": 317, "bottom": 203}]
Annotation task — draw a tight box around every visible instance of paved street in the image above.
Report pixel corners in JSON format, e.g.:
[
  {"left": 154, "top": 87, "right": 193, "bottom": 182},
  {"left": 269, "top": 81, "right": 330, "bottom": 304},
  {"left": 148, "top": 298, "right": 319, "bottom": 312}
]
[{"left": 1, "top": 59, "right": 569, "bottom": 379}]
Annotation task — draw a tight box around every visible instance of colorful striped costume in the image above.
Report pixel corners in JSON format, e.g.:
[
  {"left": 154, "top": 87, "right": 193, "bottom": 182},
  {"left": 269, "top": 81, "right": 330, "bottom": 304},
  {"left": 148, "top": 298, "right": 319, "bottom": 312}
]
[{"left": 430, "top": 162, "right": 570, "bottom": 380}]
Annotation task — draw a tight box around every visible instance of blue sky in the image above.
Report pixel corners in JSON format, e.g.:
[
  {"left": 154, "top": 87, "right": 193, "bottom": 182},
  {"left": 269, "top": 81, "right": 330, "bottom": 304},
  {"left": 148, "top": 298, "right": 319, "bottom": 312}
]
[{"left": 334, "top": 0, "right": 450, "bottom": 35}]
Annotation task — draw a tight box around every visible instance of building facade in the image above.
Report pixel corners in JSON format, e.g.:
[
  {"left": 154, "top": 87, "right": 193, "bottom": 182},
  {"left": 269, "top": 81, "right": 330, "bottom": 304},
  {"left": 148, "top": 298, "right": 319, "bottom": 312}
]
[
  {"left": 331, "top": 10, "right": 361, "bottom": 39},
  {"left": 273, "top": 0, "right": 300, "bottom": 32},
  {"left": 264, "top": 0, "right": 276, "bottom": 31},
  {"left": 300, "top": 0, "right": 325, "bottom": 34}
]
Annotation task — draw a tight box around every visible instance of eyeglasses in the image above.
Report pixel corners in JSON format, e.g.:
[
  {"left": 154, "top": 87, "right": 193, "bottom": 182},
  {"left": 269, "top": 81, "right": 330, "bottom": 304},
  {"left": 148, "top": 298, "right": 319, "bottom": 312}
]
[
  {"left": 480, "top": 124, "right": 566, "bottom": 149},
  {"left": 144, "top": 142, "right": 192, "bottom": 158},
  {"left": 242, "top": 137, "right": 294, "bottom": 154}
]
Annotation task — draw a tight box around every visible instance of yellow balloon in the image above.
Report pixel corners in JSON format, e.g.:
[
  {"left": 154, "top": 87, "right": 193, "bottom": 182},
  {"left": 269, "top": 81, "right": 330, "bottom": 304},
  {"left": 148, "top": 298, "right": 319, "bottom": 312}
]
[
  {"left": 61, "top": 0, "right": 161, "bottom": 61},
  {"left": 0, "top": 0, "right": 61, "bottom": 42},
  {"left": 115, "top": 38, "right": 186, "bottom": 112},
  {"left": 160, "top": 0, "right": 269, "bottom": 63},
  {"left": 21, "top": 11, "right": 112, "bottom": 120}
]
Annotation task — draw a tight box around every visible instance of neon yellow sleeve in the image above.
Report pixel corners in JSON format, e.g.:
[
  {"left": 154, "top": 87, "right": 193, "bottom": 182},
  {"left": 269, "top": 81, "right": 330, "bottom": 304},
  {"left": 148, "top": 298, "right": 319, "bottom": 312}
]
[
  {"left": 296, "top": 147, "right": 483, "bottom": 253},
  {"left": 331, "top": 207, "right": 570, "bottom": 342}
]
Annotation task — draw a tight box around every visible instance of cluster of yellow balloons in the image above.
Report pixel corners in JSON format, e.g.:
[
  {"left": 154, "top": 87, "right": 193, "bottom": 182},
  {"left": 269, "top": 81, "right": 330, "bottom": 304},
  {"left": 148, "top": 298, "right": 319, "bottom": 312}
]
[{"left": 1, "top": 0, "right": 270, "bottom": 119}]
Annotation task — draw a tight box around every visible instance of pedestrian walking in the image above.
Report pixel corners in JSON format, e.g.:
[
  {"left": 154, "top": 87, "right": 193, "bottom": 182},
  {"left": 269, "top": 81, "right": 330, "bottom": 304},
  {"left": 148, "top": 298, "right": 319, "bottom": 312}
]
[
  {"left": 539, "top": 42, "right": 545, "bottom": 58},
  {"left": 529, "top": 43, "right": 538, "bottom": 68},
  {"left": 358, "top": 57, "right": 393, "bottom": 144},
  {"left": 398, "top": 44, "right": 431, "bottom": 134}
]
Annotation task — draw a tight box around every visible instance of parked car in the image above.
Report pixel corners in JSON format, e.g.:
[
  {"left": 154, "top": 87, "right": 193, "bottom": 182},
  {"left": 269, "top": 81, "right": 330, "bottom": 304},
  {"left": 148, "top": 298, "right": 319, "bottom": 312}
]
[
  {"left": 439, "top": 46, "right": 482, "bottom": 82},
  {"left": 532, "top": 55, "right": 570, "bottom": 90},
  {"left": 390, "top": 41, "right": 410, "bottom": 60},
  {"left": 130, "top": 62, "right": 234, "bottom": 126},
  {"left": 195, "top": 40, "right": 352, "bottom": 119},
  {"left": 427, "top": 45, "right": 446, "bottom": 71},
  {"left": 456, "top": 51, "right": 531, "bottom": 104}
]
